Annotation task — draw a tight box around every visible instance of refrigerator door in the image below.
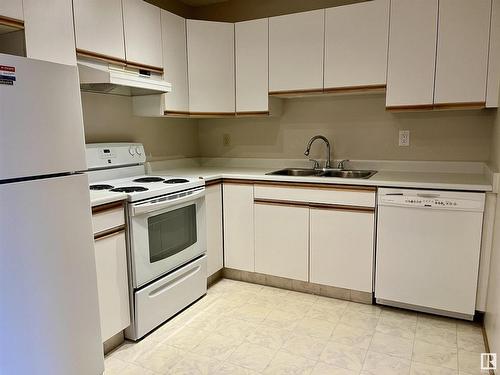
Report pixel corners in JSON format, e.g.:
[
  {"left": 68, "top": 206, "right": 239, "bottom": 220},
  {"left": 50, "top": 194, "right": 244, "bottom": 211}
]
[
  {"left": 0, "top": 54, "right": 87, "bottom": 180},
  {"left": 0, "top": 174, "right": 104, "bottom": 375}
]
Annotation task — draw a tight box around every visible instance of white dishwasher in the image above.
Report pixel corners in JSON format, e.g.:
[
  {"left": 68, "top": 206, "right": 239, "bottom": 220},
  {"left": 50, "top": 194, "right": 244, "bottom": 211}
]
[{"left": 375, "top": 188, "right": 485, "bottom": 319}]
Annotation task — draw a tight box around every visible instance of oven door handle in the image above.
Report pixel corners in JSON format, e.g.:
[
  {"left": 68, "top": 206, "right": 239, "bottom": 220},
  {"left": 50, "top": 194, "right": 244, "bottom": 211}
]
[{"left": 131, "top": 187, "right": 205, "bottom": 216}]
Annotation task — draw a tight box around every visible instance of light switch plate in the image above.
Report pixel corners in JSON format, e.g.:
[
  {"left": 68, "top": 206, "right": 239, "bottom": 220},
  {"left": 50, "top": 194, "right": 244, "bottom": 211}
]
[{"left": 399, "top": 130, "right": 410, "bottom": 147}]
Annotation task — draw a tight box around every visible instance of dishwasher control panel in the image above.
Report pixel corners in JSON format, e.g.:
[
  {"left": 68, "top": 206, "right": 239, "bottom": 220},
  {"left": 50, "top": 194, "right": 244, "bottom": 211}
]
[{"left": 378, "top": 189, "right": 485, "bottom": 212}]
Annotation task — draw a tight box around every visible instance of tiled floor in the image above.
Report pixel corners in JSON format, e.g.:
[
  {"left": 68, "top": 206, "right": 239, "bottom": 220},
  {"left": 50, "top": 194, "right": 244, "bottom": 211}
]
[{"left": 104, "top": 279, "right": 488, "bottom": 375}]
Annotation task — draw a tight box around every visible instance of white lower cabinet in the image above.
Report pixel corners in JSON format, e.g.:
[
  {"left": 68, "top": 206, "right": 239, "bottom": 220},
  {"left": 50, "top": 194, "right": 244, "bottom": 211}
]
[
  {"left": 206, "top": 183, "right": 223, "bottom": 277},
  {"left": 94, "top": 230, "right": 130, "bottom": 342},
  {"left": 310, "top": 207, "right": 375, "bottom": 292},
  {"left": 223, "top": 183, "right": 254, "bottom": 272},
  {"left": 254, "top": 202, "right": 309, "bottom": 281}
]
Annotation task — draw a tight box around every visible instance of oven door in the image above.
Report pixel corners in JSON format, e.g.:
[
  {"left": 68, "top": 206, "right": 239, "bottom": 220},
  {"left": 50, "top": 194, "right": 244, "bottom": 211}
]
[{"left": 129, "top": 187, "right": 206, "bottom": 288}]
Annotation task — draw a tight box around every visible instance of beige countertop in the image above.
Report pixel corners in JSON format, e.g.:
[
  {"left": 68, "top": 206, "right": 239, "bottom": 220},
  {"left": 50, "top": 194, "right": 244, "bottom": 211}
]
[
  {"left": 90, "top": 190, "right": 127, "bottom": 207},
  {"left": 151, "top": 166, "right": 493, "bottom": 192}
]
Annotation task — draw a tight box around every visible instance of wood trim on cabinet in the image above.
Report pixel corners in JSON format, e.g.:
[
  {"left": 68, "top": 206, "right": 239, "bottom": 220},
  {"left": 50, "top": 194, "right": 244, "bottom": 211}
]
[
  {"left": 385, "top": 104, "right": 435, "bottom": 112},
  {"left": 94, "top": 225, "right": 126, "bottom": 241},
  {"left": 309, "top": 203, "right": 375, "bottom": 213},
  {"left": 222, "top": 178, "right": 256, "bottom": 186},
  {"left": 323, "top": 84, "right": 386, "bottom": 94},
  {"left": 387, "top": 102, "right": 487, "bottom": 112},
  {"left": 254, "top": 198, "right": 310, "bottom": 208},
  {"left": 76, "top": 49, "right": 164, "bottom": 73},
  {"left": 252, "top": 180, "right": 376, "bottom": 192},
  {"left": 76, "top": 49, "right": 127, "bottom": 66},
  {"left": 0, "top": 15, "right": 24, "bottom": 30},
  {"left": 205, "top": 178, "right": 223, "bottom": 187},
  {"left": 187, "top": 112, "right": 236, "bottom": 118},
  {"left": 235, "top": 111, "right": 270, "bottom": 117},
  {"left": 92, "top": 200, "right": 125, "bottom": 214},
  {"left": 268, "top": 88, "right": 324, "bottom": 97},
  {"left": 254, "top": 198, "right": 375, "bottom": 212},
  {"left": 221, "top": 178, "right": 375, "bottom": 192},
  {"left": 433, "top": 102, "right": 486, "bottom": 110},
  {"left": 164, "top": 110, "right": 191, "bottom": 117}
]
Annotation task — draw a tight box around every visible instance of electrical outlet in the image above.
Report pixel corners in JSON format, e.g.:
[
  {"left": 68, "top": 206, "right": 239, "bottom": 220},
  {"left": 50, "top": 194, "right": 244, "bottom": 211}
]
[
  {"left": 399, "top": 130, "right": 410, "bottom": 147},
  {"left": 223, "top": 133, "right": 231, "bottom": 147}
]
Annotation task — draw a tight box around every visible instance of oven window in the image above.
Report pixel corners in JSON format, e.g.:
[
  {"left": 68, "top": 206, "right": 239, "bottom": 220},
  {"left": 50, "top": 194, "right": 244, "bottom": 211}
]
[{"left": 148, "top": 204, "right": 197, "bottom": 263}]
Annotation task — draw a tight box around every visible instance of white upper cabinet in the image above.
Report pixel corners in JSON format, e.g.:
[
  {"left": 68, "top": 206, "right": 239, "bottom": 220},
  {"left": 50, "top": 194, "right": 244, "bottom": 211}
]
[
  {"left": 235, "top": 18, "right": 268, "bottom": 113},
  {"left": 122, "top": 0, "right": 162, "bottom": 69},
  {"left": 0, "top": 0, "right": 23, "bottom": 20},
  {"left": 269, "top": 9, "right": 325, "bottom": 93},
  {"left": 161, "top": 10, "right": 189, "bottom": 113},
  {"left": 487, "top": 0, "right": 500, "bottom": 108},
  {"left": 23, "top": 0, "right": 76, "bottom": 65},
  {"left": 73, "top": 0, "right": 126, "bottom": 61},
  {"left": 434, "top": 0, "right": 491, "bottom": 106},
  {"left": 187, "top": 20, "right": 235, "bottom": 114},
  {"left": 386, "top": 0, "right": 438, "bottom": 109},
  {"left": 324, "top": 0, "right": 389, "bottom": 90}
]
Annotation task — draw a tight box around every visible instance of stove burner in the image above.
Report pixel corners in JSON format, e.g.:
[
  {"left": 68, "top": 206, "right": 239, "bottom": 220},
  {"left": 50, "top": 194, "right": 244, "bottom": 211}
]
[
  {"left": 111, "top": 186, "right": 149, "bottom": 193},
  {"left": 164, "top": 178, "right": 189, "bottom": 184},
  {"left": 89, "top": 184, "right": 114, "bottom": 191},
  {"left": 133, "top": 177, "right": 165, "bottom": 183}
]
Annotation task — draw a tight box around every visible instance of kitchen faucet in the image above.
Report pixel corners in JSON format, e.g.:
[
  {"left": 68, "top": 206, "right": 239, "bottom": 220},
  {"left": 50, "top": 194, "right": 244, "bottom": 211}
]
[{"left": 304, "top": 135, "right": 332, "bottom": 169}]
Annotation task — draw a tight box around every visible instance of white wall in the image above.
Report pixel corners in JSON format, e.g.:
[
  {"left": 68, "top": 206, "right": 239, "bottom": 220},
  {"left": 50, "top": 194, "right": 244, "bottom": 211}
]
[
  {"left": 198, "top": 95, "right": 494, "bottom": 162},
  {"left": 81, "top": 92, "right": 199, "bottom": 160}
]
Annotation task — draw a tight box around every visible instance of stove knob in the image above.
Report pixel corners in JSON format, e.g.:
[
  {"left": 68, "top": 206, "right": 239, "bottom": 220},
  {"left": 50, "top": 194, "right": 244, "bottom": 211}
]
[
  {"left": 136, "top": 146, "right": 143, "bottom": 155},
  {"left": 129, "top": 146, "right": 135, "bottom": 156}
]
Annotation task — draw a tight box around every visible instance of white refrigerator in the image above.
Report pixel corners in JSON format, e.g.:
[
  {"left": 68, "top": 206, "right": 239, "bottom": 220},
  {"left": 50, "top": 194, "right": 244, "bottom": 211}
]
[{"left": 0, "top": 54, "right": 104, "bottom": 374}]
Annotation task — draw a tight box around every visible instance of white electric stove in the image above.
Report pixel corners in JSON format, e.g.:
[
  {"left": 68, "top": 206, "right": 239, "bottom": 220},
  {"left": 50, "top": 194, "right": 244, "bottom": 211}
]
[{"left": 86, "top": 143, "right": 207, "bottom": 340}]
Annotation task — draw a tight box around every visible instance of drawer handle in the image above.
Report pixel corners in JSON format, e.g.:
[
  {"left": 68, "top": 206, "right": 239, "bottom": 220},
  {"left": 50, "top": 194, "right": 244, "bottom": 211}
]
[{"left": 148, "top": 266, "right": 201, "bottom": 298}]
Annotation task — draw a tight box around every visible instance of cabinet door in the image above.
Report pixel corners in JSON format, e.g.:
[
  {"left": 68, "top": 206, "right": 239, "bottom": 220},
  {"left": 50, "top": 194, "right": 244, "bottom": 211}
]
[
  {"left": 487, "top": 0, "right": 500, "bottom": 108},
  {"left": 310, "top": 208, "right": 374, "bottom": 292},
  {"left": 269, "top": 9, "right": 324, "bottom": 93},
  {"left": 161, "top": 10, "right": 189, "bottom": 113},
  {"left": 386, "top": 0, "right": 438, "bottom": 109},
  {"left": 206, "top": 184, "right": 223, "bottom": 277},
  {"left": 324, "top": 0, "right": 389, "bottom": 90},
  {"left": 0, "top": 0, "right": 23, "bottom": 20},
  {"left": 23, "top": 0, "right": 76, "bottom": 65},
  {"left": 187, "top": 20, "right": 235, "bottom": 114},
  {"left": 73, "top": 0, "right": 126, "bottom": 61},
  {"left": 254, "top": 202, "right": 309, "bottom": 281},
  {"left": 122, "top": 0, "right": 162, "bottom": 69},
  {"left": 223, "top": 183, "right": 254, "bottom": 272},
  {"left": 235, "top": 18, "right": 268, "bottom": 113},
  {"left": 434, "top": 0, "right": 491, "bottom": 106},
  {"left": 94, "top": 231, "right": 130, "bottom": 342}
]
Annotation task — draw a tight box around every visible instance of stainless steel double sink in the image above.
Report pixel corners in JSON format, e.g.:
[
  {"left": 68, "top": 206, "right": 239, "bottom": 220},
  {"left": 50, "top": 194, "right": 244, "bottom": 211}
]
[{"left": 266, "top": 168, "right": 377, "bottom": 179}]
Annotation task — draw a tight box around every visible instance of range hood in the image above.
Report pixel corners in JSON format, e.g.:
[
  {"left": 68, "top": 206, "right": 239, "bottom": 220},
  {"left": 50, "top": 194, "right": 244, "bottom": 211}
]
[{"left": 77, "top": 59, "right": 172, "bottom": 96}]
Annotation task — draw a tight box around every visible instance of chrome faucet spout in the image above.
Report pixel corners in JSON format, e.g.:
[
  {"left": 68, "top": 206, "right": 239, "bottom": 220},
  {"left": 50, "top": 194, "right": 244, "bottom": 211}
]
[{"left": 304, "top": 135, "right": 332, "bottom": 169}]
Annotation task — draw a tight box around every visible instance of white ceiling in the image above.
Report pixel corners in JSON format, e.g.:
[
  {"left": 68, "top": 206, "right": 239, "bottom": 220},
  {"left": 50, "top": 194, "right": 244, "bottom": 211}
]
[{"left": 179, "top": 0, "right": 228, "bottom": 7}]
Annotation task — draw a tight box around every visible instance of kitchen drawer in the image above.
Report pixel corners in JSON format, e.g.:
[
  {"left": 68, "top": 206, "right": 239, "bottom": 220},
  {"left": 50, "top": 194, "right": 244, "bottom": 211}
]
[
  {"left": 133, "top": 255, "right": 207, "bottom": 339},
  {"left": 254, "top": 185, "right": 375, "bottom": 207},
  {"left": 92, "top": 203, "right": 125, "bottom": 235}
]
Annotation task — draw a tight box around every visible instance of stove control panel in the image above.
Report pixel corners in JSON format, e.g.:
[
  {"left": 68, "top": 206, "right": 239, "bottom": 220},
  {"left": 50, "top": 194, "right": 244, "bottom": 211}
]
[{"left": 85, "top": 143, "right": 146, "bottom": 170}]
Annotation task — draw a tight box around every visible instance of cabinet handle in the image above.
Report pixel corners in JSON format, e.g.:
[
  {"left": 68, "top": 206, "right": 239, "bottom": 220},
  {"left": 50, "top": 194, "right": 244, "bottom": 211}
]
[
  {"left": 94, "top": 226, "right": 125, "bottom": 241},
  {"left": 254, "top": 199, "right": 374, "bottom": 212},
  {"left": 148, "top": 266, "right": 201, "bottom": 298}
]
